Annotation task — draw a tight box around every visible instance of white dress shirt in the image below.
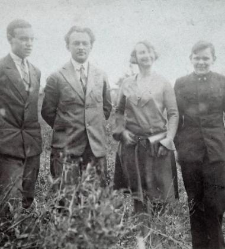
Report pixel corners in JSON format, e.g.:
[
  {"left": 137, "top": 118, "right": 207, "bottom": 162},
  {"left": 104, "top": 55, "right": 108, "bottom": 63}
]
[
  {"left": 10, "top": 52, "right": 29, "bottom": 79},
  {"left": 71, "top": 58, "right": 88, "bottom": 80}
]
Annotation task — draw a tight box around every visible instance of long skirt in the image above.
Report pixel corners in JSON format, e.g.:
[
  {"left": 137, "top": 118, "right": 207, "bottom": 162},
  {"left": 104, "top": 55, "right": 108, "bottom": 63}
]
[{"left": 113, "top": 141, "right": 178, "bottom": 202}]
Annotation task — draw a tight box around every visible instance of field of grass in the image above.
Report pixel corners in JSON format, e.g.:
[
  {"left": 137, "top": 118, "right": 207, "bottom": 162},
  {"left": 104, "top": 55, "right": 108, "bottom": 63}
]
[{"left": 0, "top": 96, "right": 192, "bottom": 249}]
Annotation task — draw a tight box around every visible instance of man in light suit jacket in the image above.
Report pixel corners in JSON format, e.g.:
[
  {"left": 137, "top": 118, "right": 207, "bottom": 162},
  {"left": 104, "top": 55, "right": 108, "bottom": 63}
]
[
  {"left": 0, "top": 19, "right": 42, "bottom": 212},
  {"left": 41, "top": 26, "right": 112, "bottom": 186}
]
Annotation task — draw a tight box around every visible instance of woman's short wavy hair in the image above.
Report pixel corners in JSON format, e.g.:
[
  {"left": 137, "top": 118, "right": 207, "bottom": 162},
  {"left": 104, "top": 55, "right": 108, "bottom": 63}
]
[{"left": 130, "top": 40, "right": 159, "bottom": 64}]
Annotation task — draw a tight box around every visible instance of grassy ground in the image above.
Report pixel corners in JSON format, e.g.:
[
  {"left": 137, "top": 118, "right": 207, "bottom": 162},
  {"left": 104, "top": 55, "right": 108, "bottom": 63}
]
[{"left": 0, "top": 97, "right": 192, "bottom": 249}]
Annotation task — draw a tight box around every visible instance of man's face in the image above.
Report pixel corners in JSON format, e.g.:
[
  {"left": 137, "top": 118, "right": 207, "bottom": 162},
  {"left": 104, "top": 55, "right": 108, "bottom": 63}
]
[
  {"left": 190, "top": 48, "right": 215, "bottom": 75},
  {"left": 67, "top": 31, "right": 92, "bottom": 63},
  {"left": 135, "top": 43, "right": 156, "bottom": 69},
  {"left": 9, "top": 27, "right": 34, "bottom": 59}
]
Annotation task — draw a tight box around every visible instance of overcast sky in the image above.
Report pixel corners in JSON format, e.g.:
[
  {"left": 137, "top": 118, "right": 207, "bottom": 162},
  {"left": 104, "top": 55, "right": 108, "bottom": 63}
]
[{"left": 1, "top": 0, "right": 225, "bottom": 87}]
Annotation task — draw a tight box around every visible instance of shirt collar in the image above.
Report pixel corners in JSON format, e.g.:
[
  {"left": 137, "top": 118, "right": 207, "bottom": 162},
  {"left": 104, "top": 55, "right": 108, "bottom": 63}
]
[
  {"left": 10, "top": 52, "right": 27, "bottom": 66},
  {"left": 193, "top": 71, "right": 212, "bottom": 82},
  {"left": 71, "top": 58, "right": 88, "bottom": 76}
]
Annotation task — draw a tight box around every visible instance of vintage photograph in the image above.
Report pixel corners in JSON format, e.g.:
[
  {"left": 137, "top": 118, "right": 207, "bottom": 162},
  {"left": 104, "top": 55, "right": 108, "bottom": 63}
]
[{"left": 0, "top": 0, "right": 225, "bottom": 248}]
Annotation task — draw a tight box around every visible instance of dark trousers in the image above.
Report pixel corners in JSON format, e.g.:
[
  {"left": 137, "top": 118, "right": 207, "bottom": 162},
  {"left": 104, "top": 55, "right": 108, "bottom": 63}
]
[
  {"left": 180, "top": 159, "right": 225, "bottom": 249},
  {"left": 50, "top": 143, "right": 108, "bottom": 187},
  {"left": 0, "top": 154, "right": 40, "bottom": 210}
]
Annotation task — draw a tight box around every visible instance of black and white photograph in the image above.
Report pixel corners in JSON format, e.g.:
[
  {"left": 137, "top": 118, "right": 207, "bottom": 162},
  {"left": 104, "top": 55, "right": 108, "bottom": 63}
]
[{"left": 1, "top": 0, "right": 225, "bottom": 248}]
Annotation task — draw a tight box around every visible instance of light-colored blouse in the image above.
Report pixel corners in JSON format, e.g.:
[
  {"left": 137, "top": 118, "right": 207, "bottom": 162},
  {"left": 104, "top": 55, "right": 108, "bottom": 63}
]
[{"left": 114, "top": 72, "right": 179, "bottom": 150}]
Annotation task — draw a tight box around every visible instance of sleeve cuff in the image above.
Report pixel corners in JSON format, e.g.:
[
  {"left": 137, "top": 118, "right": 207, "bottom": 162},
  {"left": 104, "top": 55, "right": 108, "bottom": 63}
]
[
  {"left": 112, "top": 127, "right": 125, "bottom": 141},
  {"left": 160, "top": 137, "right": 175, "bottom": 151}
]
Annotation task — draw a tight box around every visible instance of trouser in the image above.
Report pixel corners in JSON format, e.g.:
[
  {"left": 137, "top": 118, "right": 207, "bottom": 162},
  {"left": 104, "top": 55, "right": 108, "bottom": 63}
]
[
  {"left": 0, "top": 154, "right": 40, "bottom": 211},
  {"left": 50, "top": 143, "right": 108, "bottom": 187},
  {"left": 180, "top": 159, "right": 225, "bottom": 249}
]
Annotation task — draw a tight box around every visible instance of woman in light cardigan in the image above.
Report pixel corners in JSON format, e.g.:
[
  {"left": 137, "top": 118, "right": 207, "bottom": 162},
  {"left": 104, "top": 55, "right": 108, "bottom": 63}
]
[{"left": 113, "top": 41, "right": 179, "bottom": 214}]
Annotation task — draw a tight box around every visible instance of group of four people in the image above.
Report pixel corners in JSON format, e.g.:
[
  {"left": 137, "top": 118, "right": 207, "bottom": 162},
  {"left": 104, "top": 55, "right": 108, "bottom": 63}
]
[{"left": 0, "top": 19, "right": 225, "bottom": 249}]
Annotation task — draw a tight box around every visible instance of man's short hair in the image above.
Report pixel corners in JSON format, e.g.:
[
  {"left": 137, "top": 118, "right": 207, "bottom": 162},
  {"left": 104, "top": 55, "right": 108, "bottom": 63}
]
[
  {"left": 64, "top": 26, "right": 95, "bottom": 46},
  {"left": 190, "top": 41, "right": 216, "bottom": 57},
  {"left": 130, "top": 40, "right": 159, "bottom": 64},
  {"left": 7, "top": 19, "right": 32, "bottom": 40}
]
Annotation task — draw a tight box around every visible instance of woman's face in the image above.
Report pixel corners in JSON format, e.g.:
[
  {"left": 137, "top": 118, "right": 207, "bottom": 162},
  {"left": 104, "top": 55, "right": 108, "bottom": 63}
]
[{"left": 135, "top": 43, "right": 155, "bottom": 68}]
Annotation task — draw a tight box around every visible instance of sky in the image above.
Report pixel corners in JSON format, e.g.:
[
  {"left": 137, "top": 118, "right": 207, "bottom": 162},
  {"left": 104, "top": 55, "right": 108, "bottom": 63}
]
[{"left": 1, "top": 0, "right": 225, "bottom": 87}]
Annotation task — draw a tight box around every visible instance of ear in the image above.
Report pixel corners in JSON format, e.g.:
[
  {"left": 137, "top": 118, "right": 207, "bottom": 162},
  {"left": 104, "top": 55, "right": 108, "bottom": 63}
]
[
  {"left": 213, "top": 55, "right": 217, "bottom": 62},
  {"left": 7, "top": 34, "right": 13, "bottom": 43}
]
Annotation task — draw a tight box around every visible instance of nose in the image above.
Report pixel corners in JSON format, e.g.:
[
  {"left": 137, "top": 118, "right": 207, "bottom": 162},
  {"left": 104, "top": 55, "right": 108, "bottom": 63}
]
[
  {"left": 198, "top": 59, "right": 205, "bottom": 64},
  {"left": 78, "top": 42, "right": 86, "bottom": 50},
  {"left": 26, "top": 38, "right": 33, "bottom": 47},
  {"left": 79, "top": 44, "right": 84, "bottom": 49}
]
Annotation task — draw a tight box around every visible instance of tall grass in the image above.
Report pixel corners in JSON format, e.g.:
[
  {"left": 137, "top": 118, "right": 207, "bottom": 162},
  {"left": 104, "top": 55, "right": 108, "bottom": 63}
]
[{"left": 0, "top": 101, "right": 192, "bottom": 248}]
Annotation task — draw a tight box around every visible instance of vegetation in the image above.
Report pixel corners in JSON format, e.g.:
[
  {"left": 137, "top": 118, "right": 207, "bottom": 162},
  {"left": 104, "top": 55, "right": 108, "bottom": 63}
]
[{"left": 0, "top": 101, "right": 192, "bottom": 249}]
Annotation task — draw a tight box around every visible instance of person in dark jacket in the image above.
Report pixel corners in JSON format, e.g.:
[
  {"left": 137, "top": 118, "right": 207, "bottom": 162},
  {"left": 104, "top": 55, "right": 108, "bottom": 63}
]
[
  {"left": 175, "top": 41, "right": 225, "bottom": 249},
  {"left": 0, "top": 19, "right": 42, "bottom": 212}
]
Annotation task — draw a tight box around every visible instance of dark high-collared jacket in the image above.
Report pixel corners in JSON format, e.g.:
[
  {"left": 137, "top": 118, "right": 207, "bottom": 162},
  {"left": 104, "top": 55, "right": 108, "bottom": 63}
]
[{"left": 174, "top": 71, "right": 225, "bottom": 163}]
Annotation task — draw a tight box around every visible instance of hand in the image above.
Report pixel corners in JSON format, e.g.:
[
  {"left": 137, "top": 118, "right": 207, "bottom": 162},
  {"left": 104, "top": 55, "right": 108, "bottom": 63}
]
[
  {"left": 157, "top": 145, "right": 169, "bottom": 157},
  {"left": 122, "top": 130, "right": 136, "bottom": 145}
]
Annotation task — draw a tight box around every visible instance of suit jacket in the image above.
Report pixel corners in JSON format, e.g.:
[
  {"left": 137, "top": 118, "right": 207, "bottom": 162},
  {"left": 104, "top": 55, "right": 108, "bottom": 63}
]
[
  {"left": 174, "top": 71, "right": 225, "bottom": 163},
  {"left": 0, "top": 54, "right": 42, "bottom": 158},
  {"left": 41, "top": 61, "right": 112, "bottom": 157}
]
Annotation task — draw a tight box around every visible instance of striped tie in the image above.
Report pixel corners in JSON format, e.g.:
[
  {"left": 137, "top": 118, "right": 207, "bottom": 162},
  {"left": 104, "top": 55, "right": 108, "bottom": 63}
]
[
  {"left": 80, "top": 65, "right": 87, "bottom": 94},
  {"left": 21, "top": 60, "right": 30, "bottom": 91}
]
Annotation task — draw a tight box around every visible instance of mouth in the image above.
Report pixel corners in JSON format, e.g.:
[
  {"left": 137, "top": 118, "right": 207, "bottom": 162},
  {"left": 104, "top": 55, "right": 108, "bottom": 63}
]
[
  {"left": 196, "top": 67, "right": 207, "bottom": 70},
  {"left": 142, "top": 59, "right": 151, "bottom": 63}
]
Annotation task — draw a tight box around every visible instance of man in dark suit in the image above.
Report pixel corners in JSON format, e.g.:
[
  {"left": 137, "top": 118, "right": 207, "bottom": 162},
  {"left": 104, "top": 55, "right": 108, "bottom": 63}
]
[
  {"left": 0, "top": 19, "right": 42, "bottom": 212},
  {"left": 41, "top": 26, "right": 111, "bottom": 186},
  {"left": 175, "top": 41, "right": 225, "bottom": 249}
]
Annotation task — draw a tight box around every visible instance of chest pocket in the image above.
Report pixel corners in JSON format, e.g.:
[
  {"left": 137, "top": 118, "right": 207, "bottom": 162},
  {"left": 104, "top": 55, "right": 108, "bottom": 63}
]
[
  {"left": 182, "top": 88, "right": 198, "bottom": 104},
  {"left": 60, "top": 84, "right": 81, "bottom": 104},
  {"left": 58, "top": 84, "right": 83, "bottom": 113}
]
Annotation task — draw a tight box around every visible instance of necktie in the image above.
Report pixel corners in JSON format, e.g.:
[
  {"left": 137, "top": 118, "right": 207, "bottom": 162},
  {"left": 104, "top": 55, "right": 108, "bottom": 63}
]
[
  {"left": 80, "top": 65, "right": 87, "bottom": 94},
  {"left": 21, "top": 60, "right": 30, "bottom": 91}
]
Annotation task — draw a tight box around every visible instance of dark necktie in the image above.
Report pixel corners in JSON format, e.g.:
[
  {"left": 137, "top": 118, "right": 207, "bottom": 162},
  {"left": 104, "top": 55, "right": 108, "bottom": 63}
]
[
  {"left": 80, "top": 65, "right": 87, "bottom": 94},
  {"left": 21, "top": 60, "right": 30, "bottom": 91}
]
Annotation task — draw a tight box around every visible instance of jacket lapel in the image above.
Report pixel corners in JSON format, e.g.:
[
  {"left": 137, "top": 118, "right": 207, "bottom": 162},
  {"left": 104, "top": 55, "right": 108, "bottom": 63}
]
[
  {"left": 4, "top": 54, "right": 28, "bottom": 102},
  {"left": 60, "top": 61, "right": 85, "bottom": 100},
  {"left": 25, "top": 62, "right": 39, "bottom": 107},
  {"left": 138, "top": 73, "right": 158, "bottom": 107},
  {"left": 86, "top": 64, "right": 99, "bottom": 97},
  {"left": 124, "top": 76, "right": 139, "bottom": 106}
]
